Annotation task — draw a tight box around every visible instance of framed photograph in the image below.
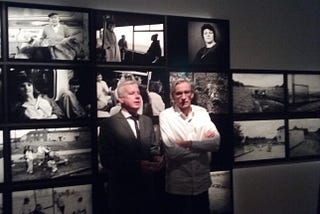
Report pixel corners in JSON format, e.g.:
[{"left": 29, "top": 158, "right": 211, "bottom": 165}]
[
  {"left": 7, "top": 6, "right": 89, "bottom": 61},
  {"left": 209, "top": 171, "right": 232, "bottom": 214},
  {"left": 234, "top": 119, "right": 285, "bottom": 162},
  {"left": 0, "top": 10, "right": 2, "bottom": 59},
  {"left": 0, "top": 193, "right": 2, "bottom": 214},
  {"left": 0, "top": 131, "right": 3, "bottom": 183},
  {"left": 12, "top": 184, "right": 92, "bottom": 214},
  {"left": 0, "top": 68, "right": 3, "bottom": 121},
  {"left": 188, "top": 21, "right": 229, "bottom": 70},
  {"left": 96, "top": 69, "right": 169, "bottom": 119},
  {"left": 95, "top": 11, "right": 165, "bottom": 65},
  {"left": 170, "top": 71, "right": 229, "bottom": 114},
  {"left": 232, "top": 73, "right": 285, "bottom": 114},
  {"left": 167, "top": 17, "right": 229, "bottom": 69},
  {"left": 288, "top": 118, "right": 320, "bottom": 157},
  {"left": 10, "top": 127, "right": 92, "bottom": 182},
  {"left": 288, "top": 74, "right": 320, "bottom": 112},
  {"left": 7, "top": 67, "right": 92, "bottom": 122}
]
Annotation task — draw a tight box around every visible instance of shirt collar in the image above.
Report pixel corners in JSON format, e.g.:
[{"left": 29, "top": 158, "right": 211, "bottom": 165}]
[
  {"left": 121, "top": 109, "right": 139, "bottom": 119},
  {"left": 173, "top": 105, "right": 194, "bottom": 121}
]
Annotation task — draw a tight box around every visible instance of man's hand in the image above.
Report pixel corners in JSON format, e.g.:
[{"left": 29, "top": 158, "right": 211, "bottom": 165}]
[
  {"left": 153, "top": 155, "right": 164, "bottom": 169},
  {"left": 176, "top": 140, "right": 192, "bottom": 149},
  {"left": 204, "top": 130, "right": 215, "bottom": 138},
  {"left": 140, "top": 160, "right": 162, "bottom": 174}
]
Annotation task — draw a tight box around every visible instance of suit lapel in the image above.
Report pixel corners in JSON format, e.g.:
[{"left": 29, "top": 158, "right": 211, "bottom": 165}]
[{"left": 114, "top": 112, "right": 137, "bottom": 140}]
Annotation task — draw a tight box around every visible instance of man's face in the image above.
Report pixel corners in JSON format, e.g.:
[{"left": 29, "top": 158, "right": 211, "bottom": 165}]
[
  {"left": 118, "top": 83, "right": 141, "bottom": 113},
  {"left": 49, "top": 15, "right": 60, "bottom": 26},
  {"left": 173, "top": 82, "right": 194, "bottom": 111},
  {"left": 97, "top": 74, "right": 103, "bottom": 82},
  {"left": 70, "top": 84, "right": 80, "bottom": 93}
]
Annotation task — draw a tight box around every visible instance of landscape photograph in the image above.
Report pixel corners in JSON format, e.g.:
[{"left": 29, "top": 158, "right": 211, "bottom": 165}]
[
  {"left": 10, "top": 127, "right": 92, "bottom": 181},
  {"left": 209, "top": 171, "right": 232, "bottom": 214},
  {"left": 234, "top": 119, "right": 285, "bottom": 162},
  {"left": 232, "top": 73, "right": 284, "bottom": 113},
  {"left": 288, "top": 74, "right": 320, "bottom": 112},
  {"left": 288, "top": 118, "right": 320, "bottom": 157},
  {"left": 170, "top": 71, "right": 229, "bottom": 114}
]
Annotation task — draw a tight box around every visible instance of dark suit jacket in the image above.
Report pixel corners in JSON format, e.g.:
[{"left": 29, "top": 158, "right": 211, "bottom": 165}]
[{"left": 99, "top": 111, "right": 160, "bottom": 213}]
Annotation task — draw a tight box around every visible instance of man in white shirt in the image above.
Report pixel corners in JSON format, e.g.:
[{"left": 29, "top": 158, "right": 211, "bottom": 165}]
[{"left": 159, "top": 78, "right": 220, "bottom": 214}]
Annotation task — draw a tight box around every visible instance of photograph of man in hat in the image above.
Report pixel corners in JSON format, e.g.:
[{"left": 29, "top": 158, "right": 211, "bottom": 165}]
[{"left": 40, "top": 12, "right": 82, "bottom": 60}]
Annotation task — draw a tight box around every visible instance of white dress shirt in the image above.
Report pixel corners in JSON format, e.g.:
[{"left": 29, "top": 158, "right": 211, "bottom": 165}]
[{"left": 159, "top": 104, "right": 220, "bottom": 195}]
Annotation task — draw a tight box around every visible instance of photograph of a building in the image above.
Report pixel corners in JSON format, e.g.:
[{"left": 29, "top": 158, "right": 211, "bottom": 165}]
[
  {"left": 234, "top": 119, "right": 285, "bottom": 162},
  {"left": 10, "top": 127, "right": 92, "bottom": 181}
]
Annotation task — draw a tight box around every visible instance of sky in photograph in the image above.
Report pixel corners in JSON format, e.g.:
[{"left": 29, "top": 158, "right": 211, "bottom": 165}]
[
  {"left": 11, "top": 128, "right": 81, "bottom": 138},
  {"left": 288, "top": 74, "right": 320, "bottom": 92},
  {"left": 235, "top": 120, "right": 284, "bottom": 138},
  {"left": 289, "top": 118, "right": 320, "bottom": 132},
  {"left": 233, "top": 73, "right": 283, "bottom": 87}
]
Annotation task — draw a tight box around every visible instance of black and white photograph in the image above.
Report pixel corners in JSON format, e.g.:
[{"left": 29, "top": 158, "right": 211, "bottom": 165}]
[
  {"left": 232, "top": 73, "right": 285, "bottom": 114},
  {"left": 8, "top": 68, "right": 92, "bottom": 122},
  {"left": 0, "top": 68, "right": 3, "bottom": 121},
  {"left": 0, "top": 131, "right": 3, "bottom": 183},
  {"left": 170, "top": 71, "right": 229, "bottom": 114},
  {"left": 10, "top": 127, "right": 92, "bottom": 182},
  {"left": 0, "top": 12, "right": 2, "bottom": 58},
  {"left": 8, "top": 6, "right": 89, "bottom": 61},
  {"left": 288, "top": 74, "right": 320, "bottom": 112},
  {"left": 12, "top": 184, "right": 92, "bottom": 214},
  {"left": 234, "top": 119, "right": 285, "bottom": 162},
  {"left": 95, "top": 12, "right": 164, "bottom": 65},
  {"left": 0, "top": 193, "right": 2, "bottom": 214},
  {"left": 96, "top": 69, "right": 168, "bottom": 119},
  {"left": 188, "top": 21, "right": 229, "bottom": 70},
  {"left": 288, "top": 118, "right": 320, "bottom": 157},
  {"left": 209, "top": 171, "right": 232, "bottom": 214}
]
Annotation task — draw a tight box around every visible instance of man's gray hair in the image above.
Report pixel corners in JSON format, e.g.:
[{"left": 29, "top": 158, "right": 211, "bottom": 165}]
[
  {"left": 170, "top": 78, "right": 194, "bottom": 96},
  {"left": 117, "top": 80, "right": 139, "bottom": 98}
]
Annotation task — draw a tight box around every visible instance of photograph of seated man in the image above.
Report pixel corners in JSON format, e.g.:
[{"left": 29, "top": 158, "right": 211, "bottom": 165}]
[{"left": 8, "top": 7, "right": 89, "bottom": 61}]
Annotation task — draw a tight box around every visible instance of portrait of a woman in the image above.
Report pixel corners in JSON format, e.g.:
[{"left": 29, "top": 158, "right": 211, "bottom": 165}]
[
  {"left": 11, "top": 75, "right": 64, "bottom": 121},
  {"left": 191, "top": 23, "right": 227, "bottom": 69}
]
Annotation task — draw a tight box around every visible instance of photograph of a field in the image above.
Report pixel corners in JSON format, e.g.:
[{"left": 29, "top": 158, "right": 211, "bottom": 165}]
[
  {"left": 234, "top": 119, "right": 285, "bottom": 162},
  {"left": 232, "top": 73, "right": 284, "bottom": 113},
  {"left": 288, "top": 74, "right": 320, "bottom": 112},
  {"left": 11, "top": 127, "right": 92, "bottom": 182},
  {"left": 289, "top": 118, "right": 320, "bottom": 157}
]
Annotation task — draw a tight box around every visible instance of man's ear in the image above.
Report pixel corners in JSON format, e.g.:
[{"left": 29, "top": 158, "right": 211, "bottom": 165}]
[
  {"left": 117, "top": 97, "right": 124, "bottom": 104},
  {"left": 190, "top": 91, "right": 194, "bottom": 100}
]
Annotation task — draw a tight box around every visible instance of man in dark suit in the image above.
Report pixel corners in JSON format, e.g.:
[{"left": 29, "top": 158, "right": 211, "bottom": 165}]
[{"left": 99, "top": 80, "right": 163, "bottom": 214}]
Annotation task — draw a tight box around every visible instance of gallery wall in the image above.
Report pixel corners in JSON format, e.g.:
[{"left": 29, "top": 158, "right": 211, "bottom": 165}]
[
  {"left": 2, "top": 0, "right": 320, "bottom": 214},
  {"left": 4, "top": 0, "right": 320, "bottom": 71}
]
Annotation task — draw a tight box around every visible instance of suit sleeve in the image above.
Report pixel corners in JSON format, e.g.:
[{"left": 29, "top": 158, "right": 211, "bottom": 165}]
[{"left": 99, "top": 119, "right": 140, "bottom": 174}]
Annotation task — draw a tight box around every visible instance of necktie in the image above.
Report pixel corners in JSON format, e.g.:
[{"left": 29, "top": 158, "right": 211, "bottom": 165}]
[{"left": 130, "top": 115, "right": 140, "bottom": 139}]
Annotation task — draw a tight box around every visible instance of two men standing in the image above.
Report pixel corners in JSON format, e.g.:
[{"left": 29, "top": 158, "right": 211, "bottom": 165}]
[{"left": 99, "top": 78, "right": 220, "bottom": 214}]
